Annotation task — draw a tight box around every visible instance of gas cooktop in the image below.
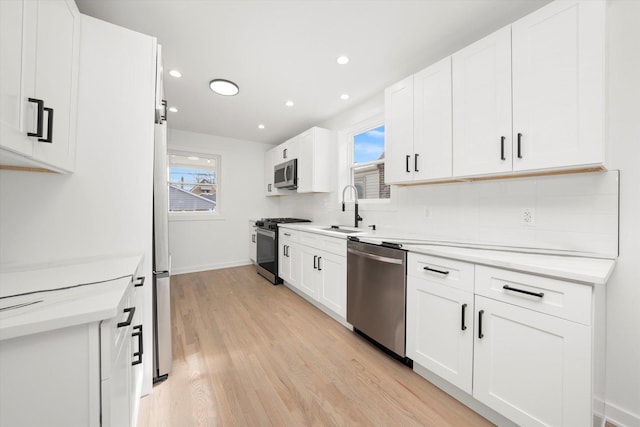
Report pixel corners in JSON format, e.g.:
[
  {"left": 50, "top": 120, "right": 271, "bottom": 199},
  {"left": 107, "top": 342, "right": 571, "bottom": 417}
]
[{"left": 255, "top": 218, "right": 311, "bottom": 229}]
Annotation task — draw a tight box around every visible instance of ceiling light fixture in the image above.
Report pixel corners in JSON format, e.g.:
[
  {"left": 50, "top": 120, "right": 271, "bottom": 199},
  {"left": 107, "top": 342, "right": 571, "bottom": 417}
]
[
  {"left": 258, "top": 124, "right": 265, "bottom": 129},
  {"left": 168, "top": 106, "right": 178, "bottom": 112},
  {"left": 187, "top": 156, "right": 199, "bottom": 161},
  {"left": 340, "top": 94, "right": 350, "bottom": 100},
  {"left": 337, "top": 56, "right": 349, "bottom": 65},
  {"left": 169, "top": 70, "right": 182, "bottom": 78},
  {"left": 285, "top": 100, "right": 294, "bottom": 107},
  {"left": 209, "top": 79, "right": 239, "bottom": 96}
]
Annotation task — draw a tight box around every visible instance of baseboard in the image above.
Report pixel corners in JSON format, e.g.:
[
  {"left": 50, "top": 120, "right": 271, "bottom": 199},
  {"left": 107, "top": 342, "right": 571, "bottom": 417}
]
[
  {"left": 170, "top": 259, "right": 252, "bottom": 275},
  {"left": 606, "top": 402, "right": 640, "bottom": 427}
]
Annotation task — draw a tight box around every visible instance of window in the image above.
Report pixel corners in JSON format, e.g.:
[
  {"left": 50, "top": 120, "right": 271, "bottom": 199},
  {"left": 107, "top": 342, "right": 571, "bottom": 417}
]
[
  {"left": 351, "top": 124, "right": 390, "bottom": 200},
  {"left": 168, "top": 152, "right": 220, "bottom": 213}
]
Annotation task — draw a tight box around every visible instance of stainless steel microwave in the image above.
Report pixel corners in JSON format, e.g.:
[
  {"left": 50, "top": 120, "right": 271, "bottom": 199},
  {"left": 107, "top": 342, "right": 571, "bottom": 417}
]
[{"left": 274, "top": 158, "right": 297, "bottom": 189}]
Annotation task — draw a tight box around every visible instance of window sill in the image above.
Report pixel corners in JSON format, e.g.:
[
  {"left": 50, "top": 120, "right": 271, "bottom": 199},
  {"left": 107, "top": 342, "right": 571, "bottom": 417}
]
[{"left": 169, "top": 212, "right": 225, "bottom": 222}]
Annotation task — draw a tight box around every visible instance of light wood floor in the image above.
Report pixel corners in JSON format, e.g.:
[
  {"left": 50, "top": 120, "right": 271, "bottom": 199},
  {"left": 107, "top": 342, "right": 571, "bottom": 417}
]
[{"left": 137, "top": 265, "right": 494, "bottom": 427}]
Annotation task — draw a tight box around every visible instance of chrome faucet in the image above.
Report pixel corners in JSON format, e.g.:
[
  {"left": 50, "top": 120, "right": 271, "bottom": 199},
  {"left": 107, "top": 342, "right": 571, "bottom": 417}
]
[{"left": 341, "top": 184, "right": 363, "bottom": 227}]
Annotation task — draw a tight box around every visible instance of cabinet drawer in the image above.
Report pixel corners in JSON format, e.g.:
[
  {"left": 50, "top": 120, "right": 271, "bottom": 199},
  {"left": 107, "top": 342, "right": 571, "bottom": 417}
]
[
  {"left": 101, "top": 281, "right": 135, "bottom": 379},
  {"left": 279, "top": 228, "right": 300, "bottom": 243},
  {"left": 475, "top": 265, "right": 592, "bottom": 325},
  {"left": 300, "top": 232, "right": 346, "bottom": 256},
  {"left": 408, "top": 253, "right": 474, "bottom": 293}
]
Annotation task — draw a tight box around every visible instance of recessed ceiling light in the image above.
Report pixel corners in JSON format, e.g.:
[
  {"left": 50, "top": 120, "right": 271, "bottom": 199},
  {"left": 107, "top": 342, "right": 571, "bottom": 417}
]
[
  {"left": 209, "top": 79, "right": 239, "bottom": 96},
  {"left": 168, "top": 106, "right": 178, "bottom": 113},
  {"left": 337, "top": 56, "right": 349, "bottom": 65},
  {"left": 340, "top": 94, "right": 350, "bottom": 100},
  {"left": 169, "top": 70, "right": 182, "bottom": 78},
  {"left": 258, "top": 124, "right": 265, "bottom": 129},
  {"left": 285, "top": 100, "right": 294, "bottom": 107}
]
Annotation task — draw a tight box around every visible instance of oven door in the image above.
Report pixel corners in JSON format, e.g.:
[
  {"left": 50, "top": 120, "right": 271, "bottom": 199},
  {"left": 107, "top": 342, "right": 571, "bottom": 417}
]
[{"left": 256, "top": 228, "right": 279, "bottom": 284}]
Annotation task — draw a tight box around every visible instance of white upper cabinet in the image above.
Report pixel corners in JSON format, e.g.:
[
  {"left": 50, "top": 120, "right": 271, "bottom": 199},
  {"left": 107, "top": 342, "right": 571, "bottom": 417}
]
[
  {"left": 452, "top": 26, "right": 513, "bottom": 177},
  {"left": 0, "top": 0, "right": 79, "bottom": 173},
  {"left": 297, "top": 127, "right": 335, "bottom": 193},
  {"left": 384, "top": 76, "right": 414, "bottom": 184},
  {"left": 385, "top": 57, "right": 453, "bottom": 184},
  {"left": 264, "top": 147, "right": 282, "bottom": 196},
  {"left": 413, "top": 57, "right": 453, "bottom": 181},
  {"left": 511, "top": 0, "right": 605, "bottom": 171}
]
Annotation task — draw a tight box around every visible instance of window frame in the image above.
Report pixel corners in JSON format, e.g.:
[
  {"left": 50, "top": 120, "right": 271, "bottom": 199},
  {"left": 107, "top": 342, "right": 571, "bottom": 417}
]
[
  {"left": 168, "top": 150, "right": 223, "bottom": 221},
  {"left": 345, "top": 116, "right": 391, "bottom": 204}
]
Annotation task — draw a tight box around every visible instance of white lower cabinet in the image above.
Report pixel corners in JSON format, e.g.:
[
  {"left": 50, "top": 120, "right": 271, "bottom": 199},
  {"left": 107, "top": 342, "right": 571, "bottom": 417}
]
[
  {"left": 407, "top": 254, "right": 601, "bottom": 427},
  {"left": 473, "top": 295, "right": 591, "bottom": 427},
  {"left": 278, "top": 228, "right": 347, "bottom": 320}
]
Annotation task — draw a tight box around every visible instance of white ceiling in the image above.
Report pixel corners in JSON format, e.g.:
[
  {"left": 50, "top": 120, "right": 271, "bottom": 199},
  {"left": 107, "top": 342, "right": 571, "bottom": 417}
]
[{"left": 75, "top": 0, "right": 550, "bottom": 145}]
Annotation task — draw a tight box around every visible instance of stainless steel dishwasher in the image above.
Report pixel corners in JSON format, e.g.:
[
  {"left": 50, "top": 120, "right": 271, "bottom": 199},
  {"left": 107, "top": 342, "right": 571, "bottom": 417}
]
[{"left": 347, "top": 238, "right": 409, "bottom": 362}]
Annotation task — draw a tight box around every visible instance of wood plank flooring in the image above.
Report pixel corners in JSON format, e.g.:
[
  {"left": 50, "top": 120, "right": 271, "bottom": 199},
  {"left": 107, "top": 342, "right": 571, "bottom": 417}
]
[{"left": 137, "top": 265, "right": 494, "bottom": 427}]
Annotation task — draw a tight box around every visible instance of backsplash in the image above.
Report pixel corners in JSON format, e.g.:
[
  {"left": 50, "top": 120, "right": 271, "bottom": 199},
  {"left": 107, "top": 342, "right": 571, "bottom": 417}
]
[{"left": 279, "top": 170, "right": 619, "bottom": 257}]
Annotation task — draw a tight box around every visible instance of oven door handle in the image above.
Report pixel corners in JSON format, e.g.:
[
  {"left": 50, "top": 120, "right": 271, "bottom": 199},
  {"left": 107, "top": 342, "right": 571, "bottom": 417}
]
[{"left": 256, "top": 228, "right": 276, "bottom": 238}]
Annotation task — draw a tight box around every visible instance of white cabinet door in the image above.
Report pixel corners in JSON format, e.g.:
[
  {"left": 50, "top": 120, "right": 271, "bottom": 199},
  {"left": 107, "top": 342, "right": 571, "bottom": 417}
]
[
  {"left": 296, "top": 127, "right": 335, "bottom": 193},
  {"left": 102, "top": 334, "right": 132, "bottom": 427},
  {"left": 317, "top": 250, "right": 346, "bottom": 318},
  {"left": 406, "top": 277, "right": 473, "bottom": 393},
  {"left": 413, "top": 57, "right": 453, "bottom": 181},
  {"left": 299, "top": 246, "right": 320, "bottom": 300},
  {"left": 384, "top": 76, "right": 414, "bottom": 184},
  {"left": 473, "top": 295, "right": 591, "bottom": 427},
  {"left": 250, "top": 225, "right": 257, "bottom": 263},
  {"left": 0, "top": 0, "right": 33, "bottom": 157},
  {"left": 264, "top": 147, "right": 281, "bottom": 196},
  {"left": 512, "top": 0, "right": 605, "bottom": 171},
  {"left": 452, "top": 26, "right": 512, "bottom": 177},
  {"left": 28, "top": 0, "right": 79, "bottom": 171}
]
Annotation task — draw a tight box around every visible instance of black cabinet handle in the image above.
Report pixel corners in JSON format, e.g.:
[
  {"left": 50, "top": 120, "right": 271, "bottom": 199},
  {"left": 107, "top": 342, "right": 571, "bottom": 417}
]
[
  {"left": 313, "top": 255, "right": 317, "bottom": 269},
  {"left": 423, "top": 266, "right": 450, "bottom": 275},
  {"left": 461, "top": 303, "right": 467, "bottom": 331},
  {"left": 478, "top": 310, "right": 484, "bottom": 339},
  {"left": 317, "top": 257, "right": 322, "bottom": 271},
  {"left": 405, "top": 155, "right": 411, "bottom": 173},
  {"left": 161, "top": 100, "right": 167, "bottom": 122},
  {"left": 500, "top": 136, "right": 506, "bottom": 161},
  {"left": 27, "top": 98, "right": 44, "bottom": 138},
  {"left": 503, "top": 285, "right": 544, "bottom": 298},
  {"left": 132, "top": 325, "right": 143, "bottom": 366},
  {"left": 268, "top": 183, "right": 272, "bottom": 192},
  {"left": 38, "top": 107, "right": 53, "bottom": 143},
  {"left": 117, "top": 307, "right": 135, "bottom": 328},
  {"left": 283, "top": 148, "right": 287, "bottom": 159},
  {"left": 134, "top": 276, "right": 145, "bottom": 287},
  {"left": 251, "top": 234, "right": 256, "bottom": 243},
  {"left": 517, "top": 133, "right": 523, "bottom": 159},
  {"left": 414, "top": 153, "right": 419, "bottom": 172}
]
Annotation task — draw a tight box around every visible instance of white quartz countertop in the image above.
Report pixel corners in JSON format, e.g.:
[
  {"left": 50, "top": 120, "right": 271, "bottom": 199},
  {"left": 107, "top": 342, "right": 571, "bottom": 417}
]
[
  {"left": 277, "top": 224, "right": 616, "bottom": 285},
  {"left": 0, "top": 255, "right": 142, "bottom": 341}
]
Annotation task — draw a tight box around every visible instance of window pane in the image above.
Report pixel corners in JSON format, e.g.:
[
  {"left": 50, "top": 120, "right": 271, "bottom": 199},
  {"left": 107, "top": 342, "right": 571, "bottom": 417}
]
[
  {"left": 353, "top": 163, "right": 390, "bottom": 200},
  {"left": 169, "top": 154, "right": 218, "bottom": 212},
  {"left": 353, "top": 125, "right": 385, "bottom": 164}
]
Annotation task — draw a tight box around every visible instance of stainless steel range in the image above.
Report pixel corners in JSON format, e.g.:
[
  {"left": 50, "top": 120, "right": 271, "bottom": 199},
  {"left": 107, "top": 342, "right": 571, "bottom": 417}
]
[{"left": 255, "top": 218, "right": 310, "bottom": 284}]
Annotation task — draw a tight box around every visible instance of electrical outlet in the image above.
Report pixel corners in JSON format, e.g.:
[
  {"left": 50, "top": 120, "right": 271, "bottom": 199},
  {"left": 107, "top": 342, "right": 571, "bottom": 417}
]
[
  {"left": 424, "top": 206, "right": 432, "bottom": 219},
  {"left": 520, "top": 207, "right": 536, "bottom": 226}
]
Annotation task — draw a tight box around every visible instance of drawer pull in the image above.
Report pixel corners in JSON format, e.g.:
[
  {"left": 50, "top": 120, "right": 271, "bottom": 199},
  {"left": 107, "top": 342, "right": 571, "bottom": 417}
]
[
  {"left": 284, "top": 233, "right": 291, "bottom": 236},
  {"left": 503, "top": 285, "right": 544, "bottom": 298},
  {"left": 478, "top": 310, "right": 484, "bottom": 339},
  {"left": 132, "top": 325, "right": 143, "bottom": 366},
  {"left": 134, "top": 276, "right": 145, "bottom": 287},
  {"left": 423, "top": 266, "right": 450, "bottom": 275},
  {"left": 117, "top": 307, "right": 135, "bottom": 328},
  {"left": 461, "top": 303, "right": 467, "bottom": 331}
]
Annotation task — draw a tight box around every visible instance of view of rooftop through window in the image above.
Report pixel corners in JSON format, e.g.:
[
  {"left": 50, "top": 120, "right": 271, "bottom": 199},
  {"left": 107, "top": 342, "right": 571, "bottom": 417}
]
[{"left": 168, "top": 154, "right": 219, "bottom": 212}]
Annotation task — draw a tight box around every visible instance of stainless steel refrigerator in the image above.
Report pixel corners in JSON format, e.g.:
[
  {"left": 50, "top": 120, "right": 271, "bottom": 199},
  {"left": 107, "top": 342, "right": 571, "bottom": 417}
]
[{"left": 152, "top": 121, "right": 172, "bottom": 383}]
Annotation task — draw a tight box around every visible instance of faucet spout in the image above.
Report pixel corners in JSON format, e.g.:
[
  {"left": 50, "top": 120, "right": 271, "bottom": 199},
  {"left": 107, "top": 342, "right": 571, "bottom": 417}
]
[{"left": 341, "top": 185, "right": 362, "bottom": 227}]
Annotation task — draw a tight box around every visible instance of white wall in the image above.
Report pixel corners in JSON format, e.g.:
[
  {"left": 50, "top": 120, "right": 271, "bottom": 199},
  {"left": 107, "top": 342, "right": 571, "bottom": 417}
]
[
  {"left": 167, "top": 129, "right": 278, "bottom": 274},
  {"left": 603, "top": 1, "right": 640, "bottom": 425},
  {"left": 0, "top": 16, "right": 156, "bottom": 394}
]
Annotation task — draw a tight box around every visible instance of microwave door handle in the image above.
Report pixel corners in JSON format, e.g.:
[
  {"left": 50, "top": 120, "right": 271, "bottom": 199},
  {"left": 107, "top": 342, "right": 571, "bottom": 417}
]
[{"left": 285, "top": 165, "right": 290, "bottom": 182}]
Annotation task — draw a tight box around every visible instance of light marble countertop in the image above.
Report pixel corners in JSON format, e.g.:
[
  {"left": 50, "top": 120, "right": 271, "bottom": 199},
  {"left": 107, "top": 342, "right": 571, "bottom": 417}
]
[
  {"left": 0, "top": 255, "right": 142, "bottom": 340},
  {"left": 278, "top": 223, "right": 616, "bottom": 285}
]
